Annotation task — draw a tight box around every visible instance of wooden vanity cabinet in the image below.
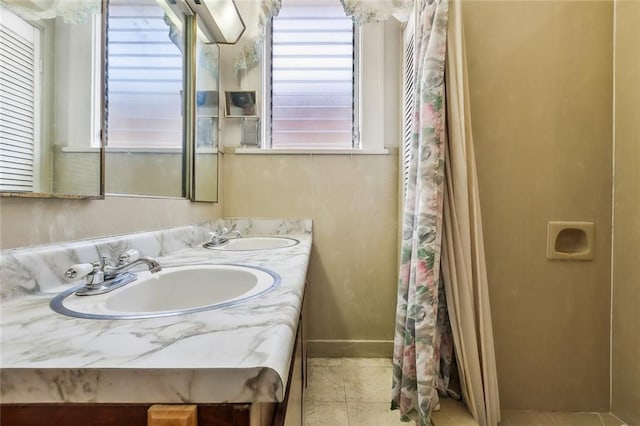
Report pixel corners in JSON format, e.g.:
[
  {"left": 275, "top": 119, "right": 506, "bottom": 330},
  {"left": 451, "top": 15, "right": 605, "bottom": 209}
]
[{"left": 1, "top": 403, "right": 259, "bottom": 426}]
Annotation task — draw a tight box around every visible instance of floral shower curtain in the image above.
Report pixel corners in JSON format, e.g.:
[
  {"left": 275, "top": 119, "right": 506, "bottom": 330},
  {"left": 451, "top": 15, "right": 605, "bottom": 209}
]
[
  {"left": 389, "top": 1, "right": 451, "bottom": 425},
  {"left": 390, "top": 0, "right": 501, "bottom": 425}
]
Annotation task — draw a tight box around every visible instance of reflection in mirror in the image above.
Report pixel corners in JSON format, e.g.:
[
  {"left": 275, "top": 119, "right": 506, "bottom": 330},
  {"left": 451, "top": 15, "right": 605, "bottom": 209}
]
[
  {"left": 183, "top": 0, "right": 245, "bottom": 44},
  {"left": 224, "top": 91, "right": 257, "bottom": 117},
  {"left": 193, "top": 36, "right": 219, "bottom": 202},
  {"left": 0, "top": 0, "right": 104, "bottom": 198},
  {"left": 105, "top": 0, "right": 185, "bottom": 198}
]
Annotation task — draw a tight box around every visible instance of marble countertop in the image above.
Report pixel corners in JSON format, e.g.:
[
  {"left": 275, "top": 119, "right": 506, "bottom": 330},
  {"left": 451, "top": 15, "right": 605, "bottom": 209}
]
[{"left": 0, "top": 220, "right": 311, "bottom": 404}]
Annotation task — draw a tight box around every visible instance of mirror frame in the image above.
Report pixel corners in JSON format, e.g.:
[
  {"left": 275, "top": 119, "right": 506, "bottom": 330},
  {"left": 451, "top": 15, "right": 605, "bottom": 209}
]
[
  {"left": 0, "top": 0, "right": 106, "bottom": 200},
  {"left": 179, "top": 0, "right": 245, "bottom": 45}
]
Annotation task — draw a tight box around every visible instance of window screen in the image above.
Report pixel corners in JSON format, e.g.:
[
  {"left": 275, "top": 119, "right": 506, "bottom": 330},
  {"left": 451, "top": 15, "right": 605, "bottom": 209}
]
[
  {"left": 270, "top": 3, "right": 355, "bottom": 149},
  {"left": 402, "top": 12, "right": 416, "bottom": 200}
]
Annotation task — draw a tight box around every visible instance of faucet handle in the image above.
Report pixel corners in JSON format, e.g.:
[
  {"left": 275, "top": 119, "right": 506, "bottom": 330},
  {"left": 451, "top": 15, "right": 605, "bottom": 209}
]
[
  {"left": 65, "top": 263, "right": 94, "bottom": 280},
  {"left": 118, "top": 249, "right": 140, "bottom": 266}
]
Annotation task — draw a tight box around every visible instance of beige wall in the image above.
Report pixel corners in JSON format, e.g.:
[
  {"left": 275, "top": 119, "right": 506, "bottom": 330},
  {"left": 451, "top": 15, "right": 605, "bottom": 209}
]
[
  {"left": 0, "top": 196, "right": 221, "bottom": 249},
  {"left": 220, "top": 8, "right": 402, "bottom": 356},
  {"left": 612, "top": 1, "right": 640, "bottom": 424},
  {"left": 223, "top": 154, "right": 399, "bottom": 356},
  {"left": 464, "top": 0, "right": 613, "bottom": 411}
]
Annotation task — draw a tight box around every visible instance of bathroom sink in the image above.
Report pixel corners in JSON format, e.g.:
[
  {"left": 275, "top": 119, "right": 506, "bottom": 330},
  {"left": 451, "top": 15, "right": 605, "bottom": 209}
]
[
  {"left": 204, "top": 237, "right": 299, "bottom": 251},
  {"left": 50, "top": 264, "right": 280, "bottom": 320}
]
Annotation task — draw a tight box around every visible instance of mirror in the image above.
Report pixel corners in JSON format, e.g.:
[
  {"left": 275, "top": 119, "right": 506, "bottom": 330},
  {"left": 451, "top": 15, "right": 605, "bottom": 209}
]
[
  {"left": 0, "top": 0, "right": 105, "bottom": 198},
  {"left": 104, "top": 0, "right": 220, "bottom": 201},
  {"left": 0, "top": 0, "right": 240, "bottom": 202},
  {"left": 104, "top": 0, "right": 186, "bottom": 198}
]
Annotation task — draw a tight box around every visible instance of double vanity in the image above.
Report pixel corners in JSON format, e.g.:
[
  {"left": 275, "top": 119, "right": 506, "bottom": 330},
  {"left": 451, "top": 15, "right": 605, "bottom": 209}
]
[{"left": 0, "top": 219, "right": 312, "bottom": 426}]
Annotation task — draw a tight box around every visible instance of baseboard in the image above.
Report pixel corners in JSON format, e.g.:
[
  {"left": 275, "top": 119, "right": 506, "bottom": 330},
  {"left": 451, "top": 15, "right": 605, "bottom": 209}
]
[{"left": 306, "top": 340, "right": 393, "bottom": 358}]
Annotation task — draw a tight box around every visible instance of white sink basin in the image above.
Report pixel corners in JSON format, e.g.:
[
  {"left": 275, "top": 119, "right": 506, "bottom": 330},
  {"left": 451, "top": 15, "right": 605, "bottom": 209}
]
[
  {"left": 204, "top": 237, "right": 299, "bottom": 251},
  {"left": 50, "top": 264, "right": 280, "bottom": 320}
]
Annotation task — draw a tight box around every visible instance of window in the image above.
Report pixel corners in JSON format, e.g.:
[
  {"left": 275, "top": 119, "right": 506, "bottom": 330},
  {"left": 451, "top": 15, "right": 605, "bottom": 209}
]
[
  {"left": 266, "top": 1, "right": 358, "bottom": 150},
  {"left": 0, "top": 6, "right": 41, "bottom": 191},
  {"left": 106, "top": 0, "right": 183, "bottom": 149}
]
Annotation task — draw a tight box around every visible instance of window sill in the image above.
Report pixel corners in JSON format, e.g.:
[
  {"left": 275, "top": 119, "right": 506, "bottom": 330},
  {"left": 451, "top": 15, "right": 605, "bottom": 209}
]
[
  {"left": 58, "top": 147, "right": 219, "bottom": 154},
  {"left": 228, "top": 147, "right": 392, "bottom": 155},
  {"left": 106, "top": 147, "right": 183, "bottom": 154},
  {"left": 58, "top": 146, "right": 101, "bottom": 153}
]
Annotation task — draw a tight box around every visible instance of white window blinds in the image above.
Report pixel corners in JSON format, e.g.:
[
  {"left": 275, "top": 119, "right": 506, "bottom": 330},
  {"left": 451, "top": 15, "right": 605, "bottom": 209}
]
[
  {"left": 270, "top": 3, "right": 355, "bottom": 149},
  {"left": 0, "top": 7, "right": 40, "bottom": 192},
  {"left": 401, "top": 11, "right": 416, "bottom": 199},
  {"left": 106, "top": 0, "right": 182, "bottom": 149}
]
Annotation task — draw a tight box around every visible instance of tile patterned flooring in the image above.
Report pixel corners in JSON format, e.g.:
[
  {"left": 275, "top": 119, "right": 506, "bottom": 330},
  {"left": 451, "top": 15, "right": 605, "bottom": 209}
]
[
  {"left": 303, "top": 358, "right": 629, "bottom": 426},
  {"left": 499, "top": 411, "right": 627, "bottom": 426}
]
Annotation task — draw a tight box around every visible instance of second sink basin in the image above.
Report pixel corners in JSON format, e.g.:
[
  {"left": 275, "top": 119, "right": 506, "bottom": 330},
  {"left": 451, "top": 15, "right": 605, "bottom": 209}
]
[
  {"left": 50, "top": 264, "right": 280, "bottom": 320},
  {"left": 204, "top": 237, "right": 299, "bottom": 251}
]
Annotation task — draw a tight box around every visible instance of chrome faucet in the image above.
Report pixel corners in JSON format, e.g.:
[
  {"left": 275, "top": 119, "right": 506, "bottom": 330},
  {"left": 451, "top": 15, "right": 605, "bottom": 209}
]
[
  {"left": 205, "top": 227, "right": 241, "bottom": 247},
  {"left": 104, "top": 253, "right": 161, "bottom": 279},
  {"left": 65, "top": 249, "right": 161, "bottom": 296}
]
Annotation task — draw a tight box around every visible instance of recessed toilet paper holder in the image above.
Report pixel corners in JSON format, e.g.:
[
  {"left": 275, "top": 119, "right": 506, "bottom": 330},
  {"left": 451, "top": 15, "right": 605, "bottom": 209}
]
[{"left": 547, "top": 221, "right": 594, "bottom": 261}]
